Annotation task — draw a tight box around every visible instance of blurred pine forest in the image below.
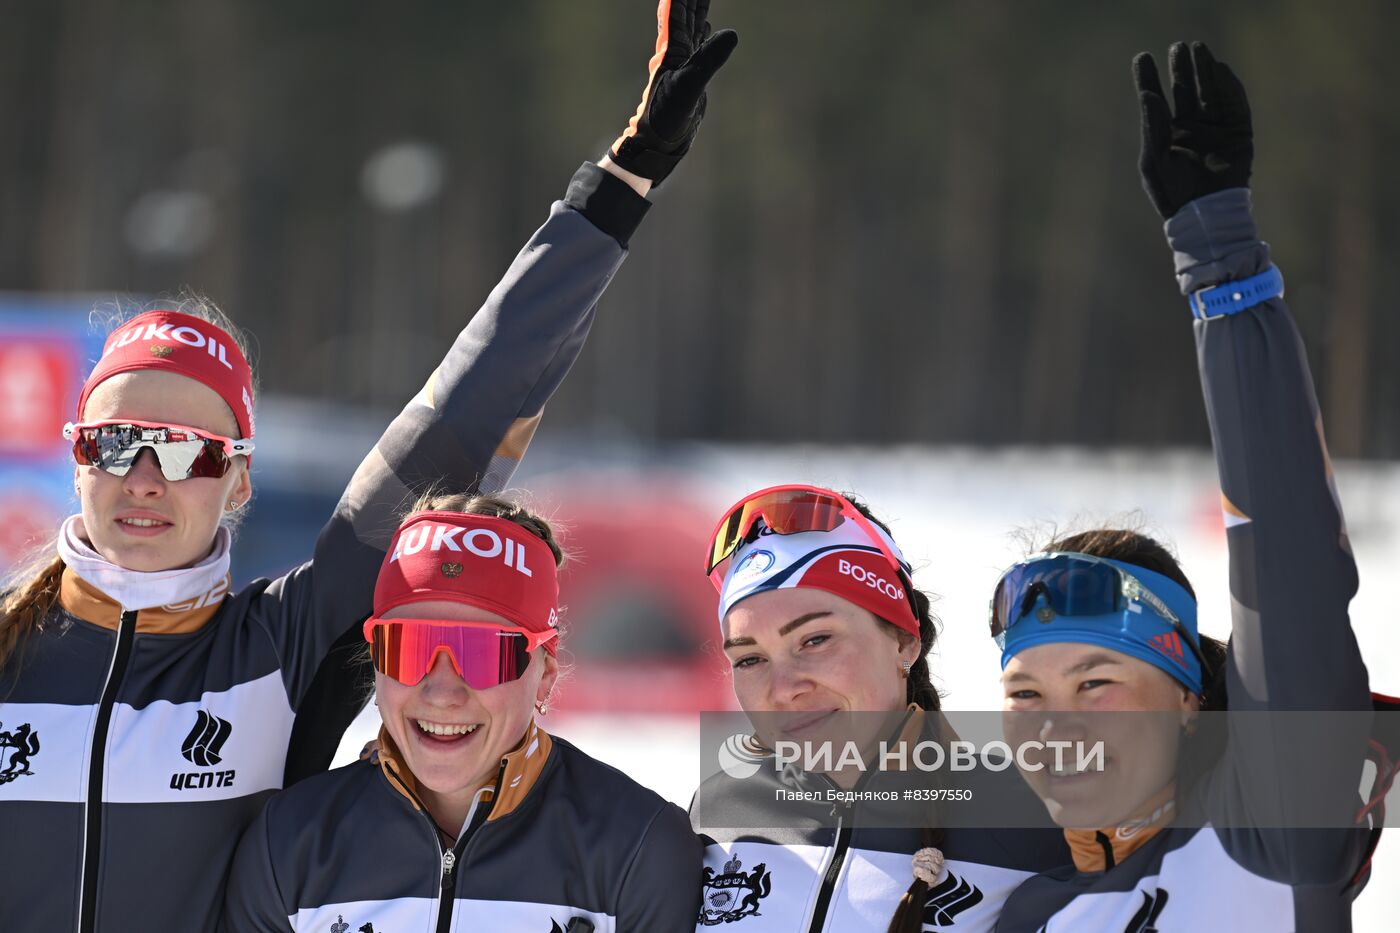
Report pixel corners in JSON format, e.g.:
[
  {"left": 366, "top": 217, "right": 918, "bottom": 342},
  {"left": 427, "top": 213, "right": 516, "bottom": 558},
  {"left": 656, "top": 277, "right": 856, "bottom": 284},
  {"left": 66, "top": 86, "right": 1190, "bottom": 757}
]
[{"left": 2, "top": 0, "right": 1397, "bottom": 456}]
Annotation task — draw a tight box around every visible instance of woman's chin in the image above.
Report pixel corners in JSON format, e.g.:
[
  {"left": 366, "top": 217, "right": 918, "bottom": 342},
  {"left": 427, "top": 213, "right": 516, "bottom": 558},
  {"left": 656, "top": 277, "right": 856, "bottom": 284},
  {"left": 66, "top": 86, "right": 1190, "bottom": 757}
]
[
  {"left": 1043, "top": 795, "right": 1135, "bottom": 831},
  {"left": 89, "top": 531, "right": 202, "bottom": 573}
]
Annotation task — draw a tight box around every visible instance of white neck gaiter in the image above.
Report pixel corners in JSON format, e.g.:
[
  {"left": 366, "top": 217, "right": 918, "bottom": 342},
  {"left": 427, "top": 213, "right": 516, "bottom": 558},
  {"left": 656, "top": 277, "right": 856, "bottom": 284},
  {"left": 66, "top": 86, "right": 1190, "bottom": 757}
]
[{"left": 56, "top": 514, "right": 232, "bottom": 611}]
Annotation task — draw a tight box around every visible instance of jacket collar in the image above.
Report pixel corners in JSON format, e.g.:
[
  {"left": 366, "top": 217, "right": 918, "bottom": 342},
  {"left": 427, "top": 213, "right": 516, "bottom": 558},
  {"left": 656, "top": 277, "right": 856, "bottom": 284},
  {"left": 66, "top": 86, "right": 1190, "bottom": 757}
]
[
  {"left": 376, "top": 718, "right": 554, "bottom": 828},
  {"left": 1064, "top": 784, "right": 1176, "bottom": 873},
  {"left": 59, "top": 566, "right": 229, "bottom": 634}
]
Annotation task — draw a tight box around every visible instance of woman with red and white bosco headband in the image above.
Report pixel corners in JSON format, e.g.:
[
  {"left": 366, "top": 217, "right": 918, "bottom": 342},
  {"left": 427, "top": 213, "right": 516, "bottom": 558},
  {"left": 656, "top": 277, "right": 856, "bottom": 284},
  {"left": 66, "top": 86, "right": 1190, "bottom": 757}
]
[
  {"left": 0, "top": 0, "right": 734, "bottom": 926},
  {"left": 224, "top": 493, "right": 701, "bottom": 930},
  {"left": 690, "top": 484, "right": 1068, "bottom": 932}
]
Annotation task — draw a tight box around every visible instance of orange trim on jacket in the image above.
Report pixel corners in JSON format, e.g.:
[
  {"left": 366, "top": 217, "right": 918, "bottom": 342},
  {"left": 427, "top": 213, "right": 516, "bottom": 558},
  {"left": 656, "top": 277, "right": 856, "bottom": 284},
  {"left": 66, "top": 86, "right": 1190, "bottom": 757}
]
[
  {"left": 1064, "top": 785, "right": 1177, "bottom": 873},
  {"left": 375, "top": 718, "right": 554, "bottom": 823},
  {"left": 58, "top": 566, "right": 229, "bottom": 634}
]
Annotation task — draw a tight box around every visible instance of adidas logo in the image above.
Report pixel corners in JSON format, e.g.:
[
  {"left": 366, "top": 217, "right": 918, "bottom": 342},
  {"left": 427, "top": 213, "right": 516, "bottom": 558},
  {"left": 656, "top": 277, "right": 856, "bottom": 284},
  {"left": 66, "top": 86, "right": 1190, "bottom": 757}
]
[{"left": 1149, "top": 631, "right": 1185, "bottom": 664}]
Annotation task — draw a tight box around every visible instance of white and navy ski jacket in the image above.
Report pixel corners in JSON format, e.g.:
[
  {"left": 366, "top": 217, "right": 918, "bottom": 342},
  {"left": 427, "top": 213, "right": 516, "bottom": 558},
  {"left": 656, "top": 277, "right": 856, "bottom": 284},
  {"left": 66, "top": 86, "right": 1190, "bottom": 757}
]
[
  {"left": 691, "top": 712, "right": 1071, "bottom": 932},
  {"left": 0, "top": 162, "right": 650, "bottom": 933},
  {"left": 223, "top": 721, "right": 702, "bottom": 931},
  {"left": 994, "top": 188, "right": 1375, "bottom": 932}
]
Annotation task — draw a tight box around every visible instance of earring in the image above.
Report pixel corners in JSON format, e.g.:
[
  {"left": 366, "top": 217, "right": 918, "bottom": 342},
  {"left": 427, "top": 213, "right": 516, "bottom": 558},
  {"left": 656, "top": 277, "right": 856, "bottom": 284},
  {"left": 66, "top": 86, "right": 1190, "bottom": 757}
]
[
  {"left": 900, "top": 660, "right": 912, "bottom": 679},
  {"left": 535, "top": 699, "right": 551, "bottom": 715},
  {"left": 226, "top": 499, "right": 240, "bottom": 511}
]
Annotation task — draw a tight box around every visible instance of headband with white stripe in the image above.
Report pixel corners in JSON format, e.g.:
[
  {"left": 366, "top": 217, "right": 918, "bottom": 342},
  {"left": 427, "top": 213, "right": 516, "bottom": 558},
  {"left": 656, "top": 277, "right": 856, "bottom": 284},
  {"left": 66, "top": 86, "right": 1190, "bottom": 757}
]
[{"left": 718, "top": 518, "right": 919, "bottom": 637}]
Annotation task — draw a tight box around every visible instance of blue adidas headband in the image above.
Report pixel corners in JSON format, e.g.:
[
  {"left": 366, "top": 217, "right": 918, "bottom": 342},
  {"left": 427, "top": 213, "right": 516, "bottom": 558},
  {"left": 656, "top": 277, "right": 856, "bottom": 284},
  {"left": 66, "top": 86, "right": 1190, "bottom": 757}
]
[{"left": 995, "top": 554, "right": 1203, "bottom": 696}]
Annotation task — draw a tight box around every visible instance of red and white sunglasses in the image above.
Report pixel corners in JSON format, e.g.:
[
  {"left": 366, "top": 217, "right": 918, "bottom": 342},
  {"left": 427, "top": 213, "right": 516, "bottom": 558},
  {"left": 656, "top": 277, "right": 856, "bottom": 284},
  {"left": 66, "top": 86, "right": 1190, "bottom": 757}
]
[{"left": 64, "top": 419, "right": 254, "bottom": 482}]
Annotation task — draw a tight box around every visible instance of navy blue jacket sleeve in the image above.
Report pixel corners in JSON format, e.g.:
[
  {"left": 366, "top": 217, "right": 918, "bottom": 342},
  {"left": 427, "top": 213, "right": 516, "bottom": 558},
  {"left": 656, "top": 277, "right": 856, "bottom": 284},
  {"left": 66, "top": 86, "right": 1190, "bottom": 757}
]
[
  {"left": 615, "top": 801, "right": 704, "bottom": 931},
  {"left": 245, "top": 164, "right": 648, "bottom": 785},
  {"left": 1173, "top": 188, "right": 1371, "bottom": 884}
]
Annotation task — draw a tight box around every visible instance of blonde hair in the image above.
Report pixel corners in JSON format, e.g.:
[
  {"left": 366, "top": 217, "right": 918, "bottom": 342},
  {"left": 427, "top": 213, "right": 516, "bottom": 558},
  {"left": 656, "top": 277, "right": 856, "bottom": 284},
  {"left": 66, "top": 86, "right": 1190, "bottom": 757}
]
[{"left": 1, "top": 293, "right": 259, "bottom": 675}]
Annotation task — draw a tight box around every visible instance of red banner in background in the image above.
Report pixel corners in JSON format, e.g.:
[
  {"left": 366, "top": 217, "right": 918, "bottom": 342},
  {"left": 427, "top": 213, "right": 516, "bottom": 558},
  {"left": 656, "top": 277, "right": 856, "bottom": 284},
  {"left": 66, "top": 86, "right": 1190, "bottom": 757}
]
[
  {"left": 542, "top": 477, "right": 738, "bottom": 714},
  {"left": 0, "top": 303, "right": 103, "bottom": 571},
  {"left": 0, "top": 338, "right": 76, "bottom": 459},
  {"left": 0, "top": 493, "right": 62, "bottom": 566}
]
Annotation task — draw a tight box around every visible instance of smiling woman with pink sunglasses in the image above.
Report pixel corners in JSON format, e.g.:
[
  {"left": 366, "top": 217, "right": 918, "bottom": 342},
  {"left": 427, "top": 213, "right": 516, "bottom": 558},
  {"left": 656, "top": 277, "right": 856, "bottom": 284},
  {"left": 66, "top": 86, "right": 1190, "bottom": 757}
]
[{"left": 224, "top": 493, "right": 701, "bottom": 931}]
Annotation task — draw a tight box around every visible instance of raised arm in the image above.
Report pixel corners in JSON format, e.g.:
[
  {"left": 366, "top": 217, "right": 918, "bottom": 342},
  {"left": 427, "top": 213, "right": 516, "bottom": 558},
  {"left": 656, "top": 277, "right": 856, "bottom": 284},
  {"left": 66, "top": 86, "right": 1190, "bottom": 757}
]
[
  {"left": 259, "top": 0, "right": 737, "bottom": 770},
  {"left": 258, "top": 167, "right": 646, "bottom": 706},
  {"left": 1136, "top": 41, "right": 1370, "bottom": 879},
  {"left": 1136, "top": 41, "right": 1367, "bottom": 712}
]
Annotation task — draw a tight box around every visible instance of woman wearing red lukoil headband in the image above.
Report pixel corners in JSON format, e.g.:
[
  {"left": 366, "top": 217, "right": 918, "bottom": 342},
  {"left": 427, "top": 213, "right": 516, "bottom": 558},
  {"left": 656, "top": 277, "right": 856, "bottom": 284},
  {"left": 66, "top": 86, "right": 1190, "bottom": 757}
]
[
  {"left": 224, "top": 494, "right": 701, "bottom": 930},
  {"left": 0, "top": 0, "right": 734, "bottom": 925}
]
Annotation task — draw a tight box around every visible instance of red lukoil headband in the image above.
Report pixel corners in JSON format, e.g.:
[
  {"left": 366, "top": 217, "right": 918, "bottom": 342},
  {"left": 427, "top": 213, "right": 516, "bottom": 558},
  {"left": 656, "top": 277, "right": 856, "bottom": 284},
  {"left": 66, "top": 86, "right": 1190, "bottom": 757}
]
[
  {"left": 78, "top": 310, "right": 255, "bottom": 440},
  {"left": 373, "top": 511, "right": 561, "bottom": 654}
]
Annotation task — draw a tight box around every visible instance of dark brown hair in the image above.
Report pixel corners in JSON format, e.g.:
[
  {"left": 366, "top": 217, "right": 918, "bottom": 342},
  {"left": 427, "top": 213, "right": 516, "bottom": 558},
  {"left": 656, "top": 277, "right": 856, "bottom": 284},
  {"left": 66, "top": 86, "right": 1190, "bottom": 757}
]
[
  {"left": 1043, "top": 527, "right": 1228, "bottom": 712},
  {"left": 846, "top": 496, "right": 942, "bottom": 712},
  {"left": 842, "top": 496, "right": 948, "bottom": 933}
]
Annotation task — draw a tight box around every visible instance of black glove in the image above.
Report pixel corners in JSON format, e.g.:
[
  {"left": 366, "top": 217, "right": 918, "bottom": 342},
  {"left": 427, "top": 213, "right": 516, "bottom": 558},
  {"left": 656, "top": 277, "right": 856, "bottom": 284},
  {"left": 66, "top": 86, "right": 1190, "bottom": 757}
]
[
  {"left": 1133, "top": 41, "right": 1253, "bottom": 220},
  {"left": 609, "top": 0, "right": 738, "bottom": 186}
]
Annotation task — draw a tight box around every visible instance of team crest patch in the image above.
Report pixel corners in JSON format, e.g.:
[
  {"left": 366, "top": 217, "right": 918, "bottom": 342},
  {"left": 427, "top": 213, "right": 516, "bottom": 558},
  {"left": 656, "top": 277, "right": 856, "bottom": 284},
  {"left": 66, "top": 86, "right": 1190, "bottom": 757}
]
[
  {"left": 699, "top": 854, "right": 771, "bottom": 925},
  {"left": 149, "top": 344, "right": 175, "bottom": 358},
  {"left": 441, "top": 561, "right": 464, "bottom": 578},
  {"left": 329, "top": 916, "right": 378, "bottom": 933},
  {"left": 730, "top": 549, "right": 775, "bottom": 586},
  {"left": 0, "top": 722, "right": 40, "bottom": 784}
]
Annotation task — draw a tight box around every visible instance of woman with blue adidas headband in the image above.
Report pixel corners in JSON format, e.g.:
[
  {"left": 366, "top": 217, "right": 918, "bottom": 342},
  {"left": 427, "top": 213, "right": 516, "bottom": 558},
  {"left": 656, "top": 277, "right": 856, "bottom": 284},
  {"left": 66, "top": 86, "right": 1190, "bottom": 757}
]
[{"left": 990, "top": 42, "right": 1375, "bottom": 932}]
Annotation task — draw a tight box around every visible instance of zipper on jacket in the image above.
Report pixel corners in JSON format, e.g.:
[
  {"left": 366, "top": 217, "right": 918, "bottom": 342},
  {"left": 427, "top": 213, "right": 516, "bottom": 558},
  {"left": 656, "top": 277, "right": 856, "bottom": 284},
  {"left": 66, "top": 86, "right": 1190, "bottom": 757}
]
[
  {"left": 1095, "top": 830, "right": 1116, "bottom": 871},
  {"left": 76, "top": 609, "right": 137, "bottom": 933},
  {"left": 804, "top": 810, "right": 851, "bottom": 933},
  {"left": 424, "top": 757, "right": 507, "bottom": 932},
  {"left": 803, "top": 714, "right": 919, "bottom": 933},
  {"left": 435, "top": 848, "right": 457, "bottom": 933}
]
